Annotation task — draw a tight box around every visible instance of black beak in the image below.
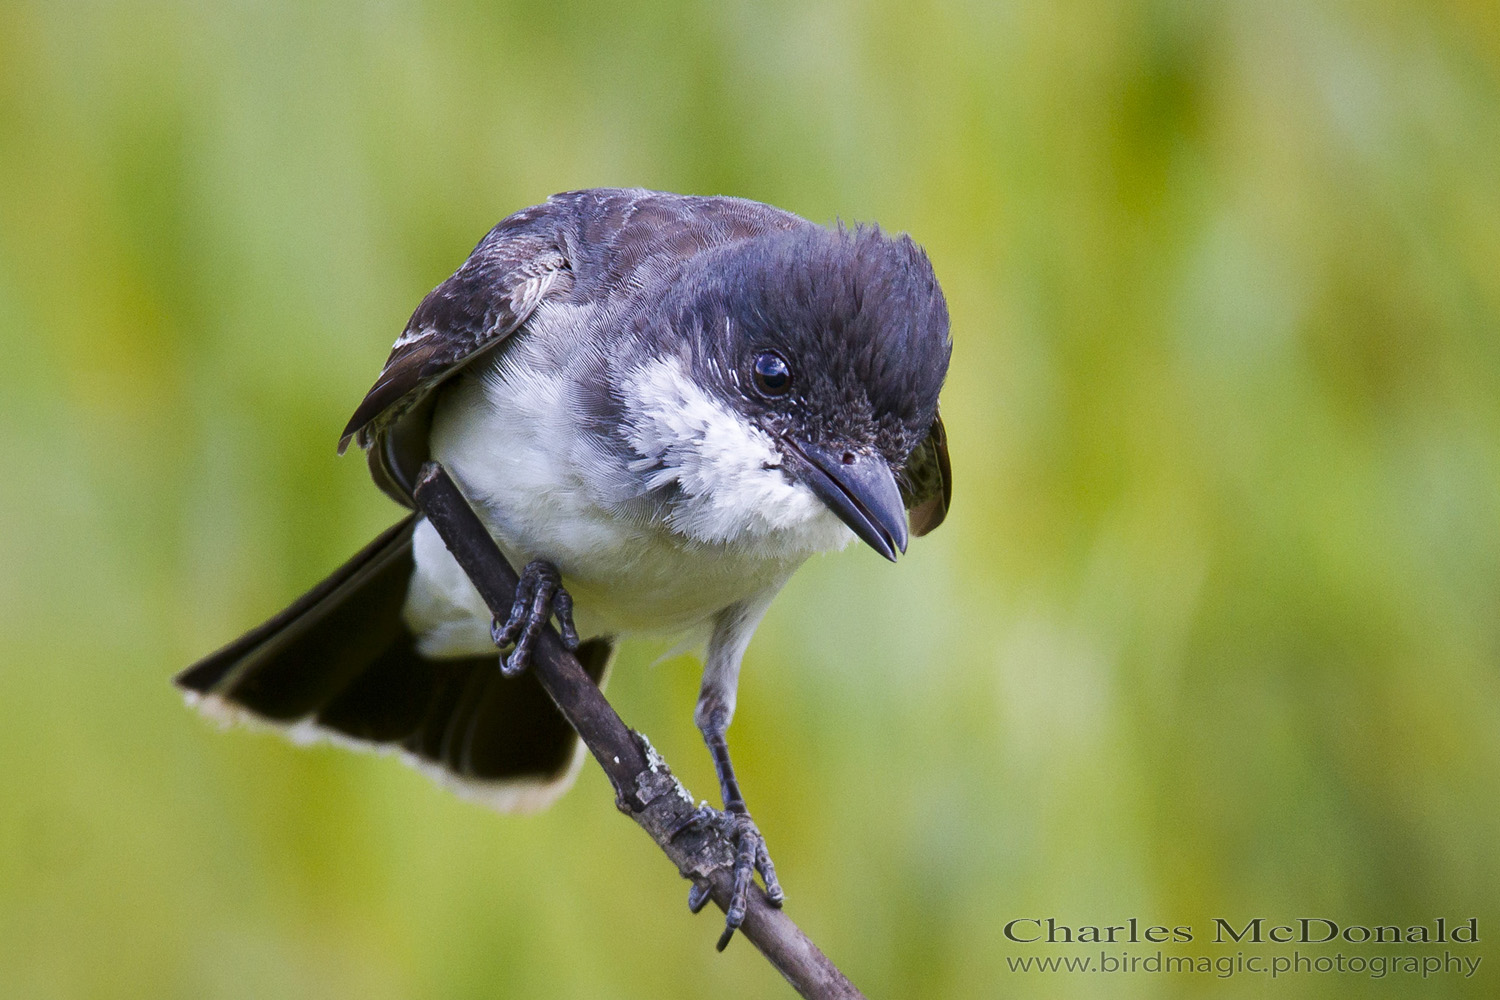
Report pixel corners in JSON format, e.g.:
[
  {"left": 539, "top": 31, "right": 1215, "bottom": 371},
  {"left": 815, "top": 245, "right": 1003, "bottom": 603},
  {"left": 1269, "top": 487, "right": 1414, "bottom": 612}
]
[{"left": 787, "top": 440, "right": 909, "bottom": 562}]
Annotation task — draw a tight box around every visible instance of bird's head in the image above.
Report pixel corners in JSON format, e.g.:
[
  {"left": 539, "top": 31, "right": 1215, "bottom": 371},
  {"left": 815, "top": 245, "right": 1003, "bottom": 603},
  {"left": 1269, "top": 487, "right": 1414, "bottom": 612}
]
[{"left": 624, "top": 224, "right": 951, "bottom": 558}]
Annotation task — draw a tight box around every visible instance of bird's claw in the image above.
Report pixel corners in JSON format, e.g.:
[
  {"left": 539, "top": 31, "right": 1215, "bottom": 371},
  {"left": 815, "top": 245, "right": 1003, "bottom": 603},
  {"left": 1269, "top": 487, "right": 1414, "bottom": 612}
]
[
  {"left": 683, "top": 805, "right": 783, "bottom": 950},
  {"left": 686, "top": 881, "right": 713, "bottom": 914},
  {"left": 490, "top": 560, "right": 579, "bottom": 676}
]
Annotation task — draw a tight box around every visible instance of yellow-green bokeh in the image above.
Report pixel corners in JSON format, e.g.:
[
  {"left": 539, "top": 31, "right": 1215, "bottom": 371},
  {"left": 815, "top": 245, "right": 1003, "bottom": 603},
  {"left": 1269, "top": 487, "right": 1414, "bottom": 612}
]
[{"left": 2, "top": 1, "right": 1497, "bottom": 997}]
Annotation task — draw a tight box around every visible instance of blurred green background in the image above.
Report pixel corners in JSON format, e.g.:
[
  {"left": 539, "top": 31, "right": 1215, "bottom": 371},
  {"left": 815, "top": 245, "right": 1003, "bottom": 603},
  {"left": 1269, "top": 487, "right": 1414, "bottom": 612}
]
[{"left": 2, "top": 0, "right": 1498, "bottom": 997}]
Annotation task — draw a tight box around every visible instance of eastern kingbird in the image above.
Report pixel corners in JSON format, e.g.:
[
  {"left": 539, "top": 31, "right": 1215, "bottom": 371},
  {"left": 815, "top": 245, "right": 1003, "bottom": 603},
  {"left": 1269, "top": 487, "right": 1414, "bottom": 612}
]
[{"left": 178, "top": 187, "right": 952, "bottom": 936}]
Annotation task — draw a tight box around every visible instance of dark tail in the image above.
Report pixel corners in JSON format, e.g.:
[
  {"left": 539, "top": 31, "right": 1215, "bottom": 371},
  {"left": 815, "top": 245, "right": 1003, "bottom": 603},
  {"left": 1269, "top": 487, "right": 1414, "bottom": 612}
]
[{"left": 176, "top": 516, "right": 611, "bottom": 812}]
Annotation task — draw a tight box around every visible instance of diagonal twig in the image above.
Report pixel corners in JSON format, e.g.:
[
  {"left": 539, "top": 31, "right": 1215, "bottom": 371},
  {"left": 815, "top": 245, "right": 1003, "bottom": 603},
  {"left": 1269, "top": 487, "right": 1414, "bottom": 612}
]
[{"left": 412, "top": 462, "right": 866, "bottom": 1000}]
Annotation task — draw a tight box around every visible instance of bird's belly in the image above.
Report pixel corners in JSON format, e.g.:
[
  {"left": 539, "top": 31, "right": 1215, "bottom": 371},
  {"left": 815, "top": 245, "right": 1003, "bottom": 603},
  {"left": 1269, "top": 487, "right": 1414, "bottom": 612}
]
[
  {"left": 544, "top": 521, "right": 800, "bottom": 638},
  {"left": 475, "top": 457, "right": 810, "bottom": 636},
  {"left": 404, "top": 501, "right": 799, "bottom": 658}
]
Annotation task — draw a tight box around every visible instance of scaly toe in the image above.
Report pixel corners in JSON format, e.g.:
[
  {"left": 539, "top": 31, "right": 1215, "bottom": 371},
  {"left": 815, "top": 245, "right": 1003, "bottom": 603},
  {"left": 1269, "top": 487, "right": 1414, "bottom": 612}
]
[
  {"left": 686, "top": 806, "right": 781, "bottom": 950},
  {"left": 491, "top": 560, "right": 577, "bottom": 675},
  {"left": 687, "top": 882, "right": 712, "bottom": 914}
]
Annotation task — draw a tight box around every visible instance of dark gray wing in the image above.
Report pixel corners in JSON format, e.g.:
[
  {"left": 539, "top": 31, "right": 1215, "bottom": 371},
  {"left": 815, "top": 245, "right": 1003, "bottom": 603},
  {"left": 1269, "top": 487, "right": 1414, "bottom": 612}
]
[
  {"left": 340, "top": 189, "right": 808, "bottom": 505},
  {"left": 900, "top": 412, "right": 952, "bottom": 537},
  {"left": 339, "top": 202, "right": 570, "bottom": 457}
]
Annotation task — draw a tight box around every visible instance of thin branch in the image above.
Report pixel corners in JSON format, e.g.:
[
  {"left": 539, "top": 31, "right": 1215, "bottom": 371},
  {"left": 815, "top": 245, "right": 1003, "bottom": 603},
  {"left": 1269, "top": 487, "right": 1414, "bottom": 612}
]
[{"left": 412, "top": 462, "right": 866, "bottom": 1000}]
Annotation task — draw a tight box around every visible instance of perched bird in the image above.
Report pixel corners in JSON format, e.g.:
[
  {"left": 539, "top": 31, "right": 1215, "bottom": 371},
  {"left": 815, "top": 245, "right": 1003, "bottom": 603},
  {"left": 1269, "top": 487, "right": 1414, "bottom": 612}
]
[{"left": 178, "top": 187, "right": 952, "bottom": 937}]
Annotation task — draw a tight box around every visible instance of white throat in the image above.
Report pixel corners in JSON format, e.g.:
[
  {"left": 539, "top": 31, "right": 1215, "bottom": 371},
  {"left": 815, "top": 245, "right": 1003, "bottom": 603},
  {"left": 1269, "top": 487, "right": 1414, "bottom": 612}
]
[{"left": 622, "top": 355, "right": 851, "bottom": 553}]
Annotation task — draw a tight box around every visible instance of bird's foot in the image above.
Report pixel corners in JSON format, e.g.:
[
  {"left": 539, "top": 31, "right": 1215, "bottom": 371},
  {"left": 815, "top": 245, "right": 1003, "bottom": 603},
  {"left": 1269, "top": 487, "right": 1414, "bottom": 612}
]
[
  {"left": 490, "top": 560, "right": 579, "bottom": 677},
  {"left": 680, "top": 804, "right": 783, "bottom": 950}
]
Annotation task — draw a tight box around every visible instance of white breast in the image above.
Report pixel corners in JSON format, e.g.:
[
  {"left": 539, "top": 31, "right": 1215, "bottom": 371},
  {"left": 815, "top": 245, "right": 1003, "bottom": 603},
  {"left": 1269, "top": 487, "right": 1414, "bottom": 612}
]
[{"left": 403, "top": 308, "right": 851, "bottom": 658}]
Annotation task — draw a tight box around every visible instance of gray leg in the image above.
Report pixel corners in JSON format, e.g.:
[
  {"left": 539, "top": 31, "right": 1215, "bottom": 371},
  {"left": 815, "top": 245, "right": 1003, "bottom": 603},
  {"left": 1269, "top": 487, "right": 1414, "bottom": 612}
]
[
  {"left": 696, "top": 701, "right": 784, "bottom": 946},
  {"left": 688, "top": 593, "right": 784, "bottom": 950}
]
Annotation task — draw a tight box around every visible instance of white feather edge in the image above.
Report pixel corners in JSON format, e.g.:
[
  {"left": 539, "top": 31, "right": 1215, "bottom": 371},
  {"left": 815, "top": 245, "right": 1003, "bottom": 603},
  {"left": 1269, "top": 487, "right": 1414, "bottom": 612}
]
[{"left": 180, "top": 676, "right": 600, "bottom": 816}]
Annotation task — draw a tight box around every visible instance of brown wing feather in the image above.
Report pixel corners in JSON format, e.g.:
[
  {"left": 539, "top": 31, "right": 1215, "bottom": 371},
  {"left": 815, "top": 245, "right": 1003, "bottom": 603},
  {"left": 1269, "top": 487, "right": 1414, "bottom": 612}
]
[
  {"left": 901, "top": 412, "right": 952, "bottom": 537},
  {"left": 339, "top": 213, "right": 569, "bottom": 454}
]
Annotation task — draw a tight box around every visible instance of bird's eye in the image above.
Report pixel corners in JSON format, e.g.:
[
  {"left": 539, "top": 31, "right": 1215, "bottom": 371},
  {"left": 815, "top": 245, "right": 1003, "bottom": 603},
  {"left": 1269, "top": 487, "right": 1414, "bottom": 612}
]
[{"left": 752, "top": 352, "right": 792, "bottom": 397}]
